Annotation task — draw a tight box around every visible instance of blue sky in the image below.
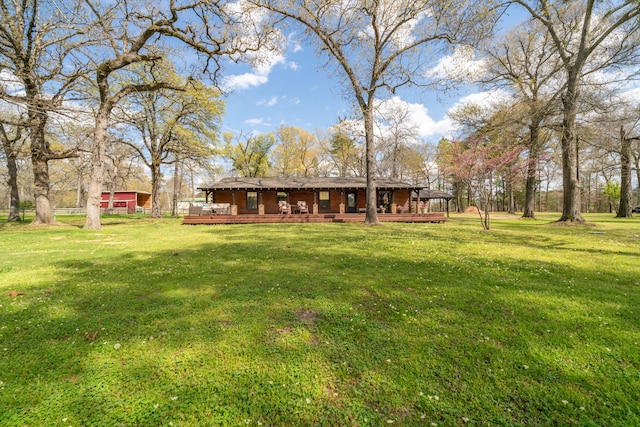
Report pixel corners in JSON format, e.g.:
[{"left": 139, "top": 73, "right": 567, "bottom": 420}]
[
  {"left": 217, "top": 8, "right": 532, "bottom": 144},
  {"left": 220, "top": 42, "right": 468, "bottom": 143}
]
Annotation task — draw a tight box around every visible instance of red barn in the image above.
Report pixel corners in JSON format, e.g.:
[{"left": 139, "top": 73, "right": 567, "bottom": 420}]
[{"left": 100, "top": 190, "right": 152, "bottom": 214}]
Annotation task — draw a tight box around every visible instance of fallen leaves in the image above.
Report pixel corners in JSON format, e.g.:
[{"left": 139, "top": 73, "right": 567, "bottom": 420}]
[{"left": 7, "top": 291, "right": 25, "bottom": 297}]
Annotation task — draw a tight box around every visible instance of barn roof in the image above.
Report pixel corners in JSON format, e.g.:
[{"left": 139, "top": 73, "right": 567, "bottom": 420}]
[{"left": 199, "top": 177, "right": 422, "bottom": 191}]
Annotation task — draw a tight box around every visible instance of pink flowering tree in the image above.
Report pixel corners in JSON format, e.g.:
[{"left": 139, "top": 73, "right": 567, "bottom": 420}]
[{"left": 440, "top": 136, "right": 525, "bottom": 230}]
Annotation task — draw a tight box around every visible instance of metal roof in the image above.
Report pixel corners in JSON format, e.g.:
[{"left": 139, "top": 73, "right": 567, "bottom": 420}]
[{"left": 199, "top": 177, "right": 422, "bottom": 190}]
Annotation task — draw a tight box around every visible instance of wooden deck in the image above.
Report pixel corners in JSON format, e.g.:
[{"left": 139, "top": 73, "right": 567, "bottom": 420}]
[{"left": 183, "top": 213, "right": 447, "bottom": 225}]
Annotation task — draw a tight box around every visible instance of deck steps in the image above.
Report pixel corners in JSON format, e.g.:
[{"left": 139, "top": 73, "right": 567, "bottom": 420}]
[{"left": 182, "top": 213, "right": 446, "bottom": 225}]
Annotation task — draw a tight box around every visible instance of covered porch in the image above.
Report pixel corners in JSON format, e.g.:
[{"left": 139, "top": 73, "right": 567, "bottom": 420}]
[{"left": 184, "top": 177, "right": 447, "bottom": 224}]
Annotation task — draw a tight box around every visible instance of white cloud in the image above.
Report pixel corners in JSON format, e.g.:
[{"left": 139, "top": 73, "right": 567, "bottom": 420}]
[
  {"left": 426, "top": 46, "right": 485, "bottom": 82},
  {"left": 223, "top": 73, "right": 269, "bottom": 91},
  {"left": 376, "top": 96, "right": 455, "bottom": 138},
  {"left": 0, "top": 69, "right": 25, "bottom": 95},
  {"left": 223, "top": 51, "right": 301, "bottom": 92},
  {"left": 245, "top": 117, "right": 266, "bottom": 126},
  {"left": 451, "top": 90, "right": 512, "bottom": 111},
  {"left": 257, "top": 96, "right": 279, "bottom": 107},
  {"left": 619, "top": 86, "right": 640, "bottom": 105}
]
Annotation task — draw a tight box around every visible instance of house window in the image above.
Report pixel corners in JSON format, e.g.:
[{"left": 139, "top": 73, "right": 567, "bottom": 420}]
[
  {"left": 378, "top": 191, "right": 391, "bottom": 211},
  {"left": 247, "top": 191, "right": 258, "bottom": 210},
  {"left": 319, "top": 191, "right": 330, "bottom": 209},
  {"left": 277, "top": 192, "right": 288, "bottom": 202}
]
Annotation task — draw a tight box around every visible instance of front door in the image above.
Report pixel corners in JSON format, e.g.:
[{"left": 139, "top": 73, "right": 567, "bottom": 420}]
[{"left": 346, "top": 191, "right": 357, "bottom": 213}]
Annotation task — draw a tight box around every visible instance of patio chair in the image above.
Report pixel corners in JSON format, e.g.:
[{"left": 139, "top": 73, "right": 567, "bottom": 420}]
[
  {"left": 189, "top": 203, "right": 202, "bottom": 216},
  {"left": 297, "top": 201, "right": 309, "bottom": 214},
  {"left": 278, "top": 200, "right": 290, "bottom": 214}
]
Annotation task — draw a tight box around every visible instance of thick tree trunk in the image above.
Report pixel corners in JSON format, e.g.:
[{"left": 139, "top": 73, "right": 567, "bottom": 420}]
[
  {"left": 6, "top": 150, "right": 21, "bottom": 222},
  {"left": 363, "top": 105, "right": 379, "bottom": 225},
  {"left": 635, "top": 157, "right": 640, "bottom": 207},
  {"left": 617, "top": 127, "right": 633, "bottom": 218},
  {"left": 31, "top": 152, "right": 53, "bottom": 225},
  {"left": 151, "top": 163, "right": 162, "bottom": 218},
  {"left": 522, "top": 122, "right": 541, "bottom": 218},
  {"left": 75, "top": 170, "right": 84, "bottom": 209},
  {"left": 558, "top": 73, "right": 584, "bottom": 223},
  {"left": 85, "top": 109, "right": 109, "bottom": 229},
  {"left": 29, "top": 110, "right": 54, "bottom": 225},
  {"left": 1, "top": 130, "right": 21, "bottom": 222}
]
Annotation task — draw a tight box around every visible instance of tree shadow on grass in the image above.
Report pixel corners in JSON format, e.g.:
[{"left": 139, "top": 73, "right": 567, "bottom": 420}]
[{"left": 1, "top": 228, "right": 638, "bottom": 425}]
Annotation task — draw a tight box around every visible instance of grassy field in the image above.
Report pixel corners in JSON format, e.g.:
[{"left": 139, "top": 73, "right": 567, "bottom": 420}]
[{"left": 0, "top": 213, "right": 639, "bottom": 426}]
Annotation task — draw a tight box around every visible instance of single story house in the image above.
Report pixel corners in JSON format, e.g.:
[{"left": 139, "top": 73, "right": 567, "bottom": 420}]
[{"left": 197, "top": 177, "right": 423, "bottom": 215}]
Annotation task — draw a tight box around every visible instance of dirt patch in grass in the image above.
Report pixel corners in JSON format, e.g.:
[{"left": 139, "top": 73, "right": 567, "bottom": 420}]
[
  {"left": 296, "top": 308, "right": 318, "bottom": 325},
  {"left": 464, "top": 206, "right": 482, "bottom": 214},
  {"left": 546, "top": 220, "right": 596, "bottom": 227}
]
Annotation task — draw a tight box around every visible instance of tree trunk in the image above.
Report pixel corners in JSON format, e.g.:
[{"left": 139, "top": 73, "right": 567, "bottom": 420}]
[
  {"left": 558, "top": 72, "right": 584, "bottom": 223},
  {"left": 29, "top": 110, "right": 54, "bottom": 225},
  {"left": 635, "top": 156, "right": 640, "bottom": 207},
  {"left": 151, "top": 163, "right": 162, "bottom": 218},
  {"left": 75, "top": 169, "right": 84, "bottom": 209},
  {"left": 523, "top": 122, "right": 541, "bottom": 218},
  {"left": 363, "top": 104, "right": 379, "bottom": 225},
  {"left": 0, "top": 129, "right": 21, "bottom": 222},
  {"left": 617, "top": 126, "right": 632, "bottom": 218},
  {"left": 84, "top": 109, "right": 109, "bottom": 229},
  {"left": 172, "top": 160, "right": 180, "bottom": 216}
]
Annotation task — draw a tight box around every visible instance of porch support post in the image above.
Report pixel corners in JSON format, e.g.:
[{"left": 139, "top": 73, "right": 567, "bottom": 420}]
[
  {"left": 313, "top": 190, "right": 318, "bottom": 215},
  {"left": 339, "top": 190, "right": 345, "bottom": 214},
  {"left": 231, "top": 190, "right": 238, "bottom": 215},
  {"left": 258, "top": 191, "right": 264, "bottom": 215},
  {"left": 390, "top": 190, "right": 397, "bottom": 214}
]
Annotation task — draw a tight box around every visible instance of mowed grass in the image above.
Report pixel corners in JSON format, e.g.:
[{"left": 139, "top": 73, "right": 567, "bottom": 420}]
[{"left": 0, "top": 213, "right": 639, "bottom": 426}]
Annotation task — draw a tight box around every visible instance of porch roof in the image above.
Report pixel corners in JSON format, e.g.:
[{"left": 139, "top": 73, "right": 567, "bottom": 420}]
[
  {"left": 418, "top": 189, "right": 454, "bottom": 200},
  {"left": 199, "top": 177, "right": 422, "bottom": 191}
]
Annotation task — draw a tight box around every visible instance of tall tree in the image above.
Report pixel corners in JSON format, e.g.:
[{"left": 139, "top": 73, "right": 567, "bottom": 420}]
[
  {"left": 223, "top": 131, "right": 275, "bottom": 177},
  {"left": 482, "top": 19, "right": 564, "bottom": 218},
  {"left": 374, "top": 98, "right": 421, "bottom": 179},
  {"left": 251, "top": 0, "right": 498, "bottom": 224},
  {"left": 83, "top": 0, "right": 273, "bottom": 229},
  {"left": 513, "top": 0, "right": 640, "bottom": 222},
  {"left": 326, "top": 129, "right": 363, "bottom": 177},
  {"left": 0, "top": 0, "right": 90, "bottom": 224},
  {"left": 272, "top": 125, "right": 320, "bottom": 177},
  {"left": 618, "top": 123, "right": 640, "bottom": 217},
  {"left": 118, "top": 70, "right": 223, "bottom": 218}
]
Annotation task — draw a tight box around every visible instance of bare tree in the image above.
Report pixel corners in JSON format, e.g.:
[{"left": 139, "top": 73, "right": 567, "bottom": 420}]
[
  {"left": 0, "top": 0, "right": 90, "bottom": 224},
  {"left": 374, "top": 99, "right": 420, "bottom": 179},
  {"left": 513, "top": 0, "right": 640, "bottom": 222},
  {"left": 250, "top": 0, "right": 498, "bottom": 224},
  {"left": 325, "top": 127, "right": 364, "bottom": 178},
  {"left": 481, "top": 19, "right": 565, "bottom": 218}
]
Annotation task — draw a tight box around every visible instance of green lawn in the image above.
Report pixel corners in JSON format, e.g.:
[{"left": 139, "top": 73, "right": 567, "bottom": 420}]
[{"left": 1, "top": 214, "right": 639, "bottom": 426}]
